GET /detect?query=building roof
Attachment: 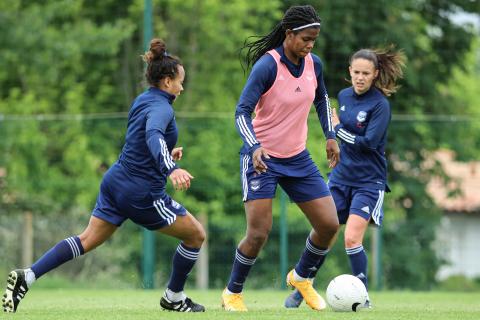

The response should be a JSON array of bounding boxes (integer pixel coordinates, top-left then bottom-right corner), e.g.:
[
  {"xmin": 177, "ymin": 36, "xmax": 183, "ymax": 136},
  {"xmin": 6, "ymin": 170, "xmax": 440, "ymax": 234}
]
[{"xmin": 427, "ymin": 150, "xmax": 480, "ymax": 213}]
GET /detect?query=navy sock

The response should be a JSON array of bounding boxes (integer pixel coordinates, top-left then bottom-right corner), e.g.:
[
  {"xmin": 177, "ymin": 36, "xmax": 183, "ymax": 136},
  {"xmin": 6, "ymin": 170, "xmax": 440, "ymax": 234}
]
[
  {"xmin": 309, "ymin": 247, "xmax": 329, "ymax": 279},
  {"xmin": 167, "ymin": 243, "xmax": 200, "ymax": 292},
  {"xmin": 31, "ymin": 236, "xmax": 84, "ymax": 279},
  {"xmin": 346, "ymin": 245, "xmax": 368, "ymax": 289},
  {"xmin": 226, "ymin": 248, "xmax": 256, "ymax": 293},
  {"xmin": 295, "ymin": 237, "xmax": 329, "ymax": 278}
]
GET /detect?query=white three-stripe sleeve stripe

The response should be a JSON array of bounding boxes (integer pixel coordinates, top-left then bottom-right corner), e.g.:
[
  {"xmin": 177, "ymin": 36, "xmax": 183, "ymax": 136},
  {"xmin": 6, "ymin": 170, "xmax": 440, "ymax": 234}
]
[
  {"xmin": 158, "ymin": 139, "xmax": 175, "ymax": 169},
  {"xmin": 337, "ymin": 128, "xmax": 355, "ymax": 144},
  {"xmin": 240, "ymin": 115, "xmax": 258, "ymax": 146},
  {"xmin": 242, "ymin": 155, "xmax": 250, "ymax": 201},
  {"xmin": 65, "ymin": 237, "xmax": 80, "ymax": 257},
  {"xmin": 236, "ymin": 115, "xmax": 258, "ymax": 147},
  {"xmin": 372, "ymin": 190, "xmax": 384, "ymax": 225},
  {"xmin": 177, "ymin": 245, "xmax": 200, "ymax": 260},
  {"xmin": 324, "ymin": 94, "xmax": 333, "ymax": 132}
]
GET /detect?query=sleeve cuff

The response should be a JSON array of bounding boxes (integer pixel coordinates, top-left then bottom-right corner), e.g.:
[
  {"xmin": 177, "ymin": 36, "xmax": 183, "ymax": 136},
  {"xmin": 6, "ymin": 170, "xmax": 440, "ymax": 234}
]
[
  {"xmin": 248, "ymin": 143, "xmax": 261, "ymax": 155},
  {"xmin": 167, "ymin": 163, "xmax": 179, "ymax": 176},
  {"xmin": 334, "ymin": 123, "xmax": 343, "ymax": 134}
]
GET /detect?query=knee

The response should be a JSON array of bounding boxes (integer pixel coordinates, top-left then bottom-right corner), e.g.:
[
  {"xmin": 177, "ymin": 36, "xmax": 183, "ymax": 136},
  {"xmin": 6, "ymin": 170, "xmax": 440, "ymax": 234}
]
[
  {"xmin": 344, "ymin": 234, "xmax": 362, "ymax": 248},
  {"xmin": 246, "ymin": 226, "xmax": 270, "ymax": 248},
  {"xmin": 195, "ymin": 225, "xmax": 206, "ymax": 246},
  {"xmin": 324, "ymin": 219, "xmax": 340, "ymax": 239},
  {"xmin": 78, "ymin": 232, "xmax": 96, "ymax": 253},
  {"xmin": 187, "ymin": 224, "xmax": 206, "ymax": 248}
]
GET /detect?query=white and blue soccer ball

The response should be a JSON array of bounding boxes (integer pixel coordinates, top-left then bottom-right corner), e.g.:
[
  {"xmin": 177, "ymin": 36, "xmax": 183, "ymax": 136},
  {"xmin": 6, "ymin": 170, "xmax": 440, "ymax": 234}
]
[{"xmin": 326, "ymin": 274, "xmax": 368, "ymax": 312}]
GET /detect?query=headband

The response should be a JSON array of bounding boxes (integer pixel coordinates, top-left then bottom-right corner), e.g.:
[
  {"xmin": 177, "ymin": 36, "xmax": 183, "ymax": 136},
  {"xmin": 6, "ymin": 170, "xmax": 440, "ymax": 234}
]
[{"xmin": 292, "ymin": 22, "xmax": 321, "ymax": 31}]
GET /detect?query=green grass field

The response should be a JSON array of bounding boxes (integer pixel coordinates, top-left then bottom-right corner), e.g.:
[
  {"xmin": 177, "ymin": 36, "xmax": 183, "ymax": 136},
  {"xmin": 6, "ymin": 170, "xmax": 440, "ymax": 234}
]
[{"xmin": 3, "ymin": 289, "xmax": 480, "ymax": 320}]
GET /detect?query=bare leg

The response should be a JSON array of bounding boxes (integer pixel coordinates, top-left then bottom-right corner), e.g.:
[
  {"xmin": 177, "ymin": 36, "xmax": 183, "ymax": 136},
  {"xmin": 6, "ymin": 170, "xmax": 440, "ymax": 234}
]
[
  {"xmin": 238, "ymin": 199, "xmax": 273, "ymax": 256},
  {"xmin": 78, "ymin": 216, "xmax": 118, "ymax": 253},
  {"xmin": 222, "ymin": 198, "xmax": 273, "ymax": 311},
  {"xmin": 297, "ymin": 196, "xmax": 339, "ymax": 247},
  {"xmin": 344, "ymin": 214, "xmax": 369, "ymax": 248},
  {"xmin": 158, "ymin": 212, "xmax": 206, "ymax": 247}
]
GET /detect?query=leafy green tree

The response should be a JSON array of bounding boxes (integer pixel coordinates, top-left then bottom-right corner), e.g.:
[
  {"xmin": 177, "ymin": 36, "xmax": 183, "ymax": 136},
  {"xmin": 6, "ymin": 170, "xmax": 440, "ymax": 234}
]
[{"xmin": 0, "ymin": 0, "xmax": 137, "ymax": 281}]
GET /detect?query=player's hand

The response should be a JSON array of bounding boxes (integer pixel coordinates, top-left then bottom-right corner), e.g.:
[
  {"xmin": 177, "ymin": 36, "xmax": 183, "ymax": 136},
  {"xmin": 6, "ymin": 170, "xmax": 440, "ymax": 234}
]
[
  {"xmin": 331, "ymin": 107, "xmax": 340, "ymax": 128},
  {"xmin": 326, "ymin": 138, "xmax": 340, "ymax": 168},
  {"xmin": 252, "ymin": 147, "xmax": 270, "ymax": 174},
  {"xmin": 171, "ymin": 147, "xmax": 183, "ymax": 161},
  {"xmin": 169, "ymin": 168, "xmax": 193, "ymax": 191}
]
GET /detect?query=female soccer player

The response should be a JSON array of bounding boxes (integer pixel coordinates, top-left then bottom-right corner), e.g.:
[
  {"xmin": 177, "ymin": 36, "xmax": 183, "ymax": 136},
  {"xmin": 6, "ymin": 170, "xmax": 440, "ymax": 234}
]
[
  {"xmin": 285, "ymin": 46, "xmax": 406, "ymax": 309},
  {"xmin": 221, "ymin": 5, "xmax": 340, "ymax": 312},
  {"xmin": 3, "ymin": 38, "xmax": 206, "ymax": 313}
]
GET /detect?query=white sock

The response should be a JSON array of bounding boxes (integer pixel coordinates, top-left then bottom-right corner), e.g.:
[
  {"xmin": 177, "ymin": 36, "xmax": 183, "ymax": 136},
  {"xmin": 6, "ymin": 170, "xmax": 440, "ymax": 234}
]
[
  {"xmin": 24, "ymin": 268, "xmax": 36, "ymax": 288},
  {"xmin": 165, "ymin": 288, "xmax": 186, "ymax": 302},
  {"xmin": 293, "ymin": 269, "xmax": 308, "ymax": 282},
  {"xmin": 224, "ymin": 288, "xmax": 238, "ymax": 295}
]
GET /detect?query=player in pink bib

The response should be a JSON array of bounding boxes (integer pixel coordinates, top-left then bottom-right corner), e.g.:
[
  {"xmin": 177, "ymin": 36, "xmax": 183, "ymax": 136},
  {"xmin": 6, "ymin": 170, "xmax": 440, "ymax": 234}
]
[
  {"xmin": 222, "ymin": 5, "xmax": 340, "ymax": 312},
  {"xmin": 253, "ymin": 49, "xmax": 318, "ymax": 158}
]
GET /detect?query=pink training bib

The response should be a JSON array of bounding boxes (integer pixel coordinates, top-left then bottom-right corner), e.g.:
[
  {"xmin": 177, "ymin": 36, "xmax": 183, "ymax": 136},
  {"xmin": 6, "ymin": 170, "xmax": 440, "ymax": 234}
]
[{"xmin": 252, "ymin": 49, "xmax": 317, "ymax": 158}]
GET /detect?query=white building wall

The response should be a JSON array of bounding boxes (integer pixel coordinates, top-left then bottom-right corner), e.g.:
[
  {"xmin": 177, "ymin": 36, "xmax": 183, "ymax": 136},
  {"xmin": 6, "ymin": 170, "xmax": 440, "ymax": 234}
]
[{"xmin": 436, "ymin": 213, "xmax": 480, "ymax": 280}]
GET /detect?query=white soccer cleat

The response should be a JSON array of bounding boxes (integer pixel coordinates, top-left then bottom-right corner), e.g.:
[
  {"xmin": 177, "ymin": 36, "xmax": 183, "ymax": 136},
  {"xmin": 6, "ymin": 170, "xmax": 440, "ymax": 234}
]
[{"xmin": 3, "ymin": 269, "xmax": 29, "ymax": 313}]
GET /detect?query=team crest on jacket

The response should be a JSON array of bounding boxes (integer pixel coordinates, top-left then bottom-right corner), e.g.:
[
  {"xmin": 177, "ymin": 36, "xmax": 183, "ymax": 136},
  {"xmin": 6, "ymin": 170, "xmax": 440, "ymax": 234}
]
[
  {"xmin": 250, "ymin": 179, "xmax": 261, "ymax": 191},
  {"xmin": 356, "ymin": 111, "xmax": 367, "ymax": 122}
]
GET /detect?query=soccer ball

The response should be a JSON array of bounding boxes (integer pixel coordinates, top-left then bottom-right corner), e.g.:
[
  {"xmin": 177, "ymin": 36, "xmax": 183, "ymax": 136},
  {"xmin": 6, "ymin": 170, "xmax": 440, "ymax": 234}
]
[{"xmin": 326, "ymin": 274, "xmax": 368, "ymax": 312}]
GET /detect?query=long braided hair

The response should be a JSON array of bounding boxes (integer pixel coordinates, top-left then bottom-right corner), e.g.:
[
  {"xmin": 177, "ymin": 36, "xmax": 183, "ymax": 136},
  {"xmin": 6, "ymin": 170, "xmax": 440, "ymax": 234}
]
[
  {"xmin": 241, "ymin": 5, "xmax": 321, "ymax": 71},
  {"xmin": 350, "ymin": 46, "xmax": 407, "ymax": 96}
]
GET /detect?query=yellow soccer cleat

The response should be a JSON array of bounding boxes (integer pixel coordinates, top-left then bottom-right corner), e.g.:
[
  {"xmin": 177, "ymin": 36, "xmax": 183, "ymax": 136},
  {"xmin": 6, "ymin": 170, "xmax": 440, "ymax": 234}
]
[
  {"xmin": 286, "ymin": 269, "xmax": 326, "ymax": 311},
  {"xmin": 221, "ymin": 288, "xmax": 248, "ymax": 312}
]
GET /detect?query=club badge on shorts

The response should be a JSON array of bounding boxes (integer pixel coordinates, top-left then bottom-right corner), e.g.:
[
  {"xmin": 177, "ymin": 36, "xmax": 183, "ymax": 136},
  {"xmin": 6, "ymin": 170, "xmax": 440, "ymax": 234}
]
[{"xmin": 250, "ymin": 179, "xmax": 261, "ymax": 191}]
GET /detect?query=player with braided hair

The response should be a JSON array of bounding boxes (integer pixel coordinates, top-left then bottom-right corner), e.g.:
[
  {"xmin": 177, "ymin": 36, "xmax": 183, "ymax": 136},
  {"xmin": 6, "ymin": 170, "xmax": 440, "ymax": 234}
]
[
  {"xmin": 3, "ymin": 38, "xmax": 206, "ymax": 313},
  {"xmin": 222, "ymin": 5, "xmax": 340, "ymax": 312}
]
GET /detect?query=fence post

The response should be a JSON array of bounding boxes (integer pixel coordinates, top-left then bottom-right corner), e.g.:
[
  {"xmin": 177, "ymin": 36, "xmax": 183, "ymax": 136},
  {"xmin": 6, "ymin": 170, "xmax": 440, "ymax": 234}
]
[
  {"xmin": 196, "ymin": 212, "xmax": 209, "ymax": 289},
  {"xmin": 142, "ymin": 0, "xmax": 155, "ymax": 289},
  {"xmin": 279, "ymin": 190, "xmax": 288, "ymax": 289},
  {"xmin": 371, "ymin": 226, "xmax": 383, "ymax": 290},
  {"xmin": 22, "ymin": 212, "xmax": 33, "ymax": 267}
]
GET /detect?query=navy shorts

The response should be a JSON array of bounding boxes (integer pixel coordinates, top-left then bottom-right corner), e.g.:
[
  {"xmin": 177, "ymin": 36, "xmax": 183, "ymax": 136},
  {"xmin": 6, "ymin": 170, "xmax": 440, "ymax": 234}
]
[
  {"xmin": 240, "ymin": 149, "xmax": 331, "ymax": 203},
  {"xmin": 92, "ymin": 164, "xmax": 186, "ymax": 230},
  {"xmin": 328, "ymin": 181, "xmax": 385, "ymax": 226}
]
